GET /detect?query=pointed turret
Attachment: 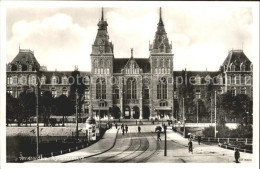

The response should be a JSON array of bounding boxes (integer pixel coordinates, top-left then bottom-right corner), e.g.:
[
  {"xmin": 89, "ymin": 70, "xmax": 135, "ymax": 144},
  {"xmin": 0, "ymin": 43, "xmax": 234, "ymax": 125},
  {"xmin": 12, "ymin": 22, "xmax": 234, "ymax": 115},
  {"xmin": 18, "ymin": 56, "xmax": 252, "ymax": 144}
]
[
  {"xmin": 91, "ymin": 8, "xmax": 113, "ymax": 55},
  {"xmin": 149, "ymin": 7, "xmax": 172, "ymax": 54}
]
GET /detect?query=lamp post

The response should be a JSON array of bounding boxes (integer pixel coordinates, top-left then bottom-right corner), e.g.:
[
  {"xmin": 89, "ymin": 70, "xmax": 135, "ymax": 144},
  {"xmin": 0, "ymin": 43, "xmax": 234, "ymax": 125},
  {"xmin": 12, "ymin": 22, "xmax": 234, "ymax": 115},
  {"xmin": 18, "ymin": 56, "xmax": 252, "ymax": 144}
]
[
  {"xmin": 214, "ymin": 90, "xmax": 217, "ymax": 138},
  {"xmin": 35, "ymin": 82, "xmax": 40, "ymax": 158},
  {"xmin": 75, "ymin": 89, "xmax": 79, "ymax": 140},
  {"xmin": 164, "ymin": 124, "xmax": 167, "ymax": 156},
  {"xmin": 183, "ymin": 97, "xmax": 185, "ymax": 137}
]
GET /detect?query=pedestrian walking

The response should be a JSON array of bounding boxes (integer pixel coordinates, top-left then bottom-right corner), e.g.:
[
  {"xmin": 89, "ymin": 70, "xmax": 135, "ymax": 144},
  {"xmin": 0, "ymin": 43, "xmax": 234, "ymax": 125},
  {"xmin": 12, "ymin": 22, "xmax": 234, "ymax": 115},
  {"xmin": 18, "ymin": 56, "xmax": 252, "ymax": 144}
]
[
  {"xmin": 122, "ymin": 127, "xmax": 125, "ymax": 135},
  {"xmin": 168, "ymin": 121, "xmax": 170, "ymax": 126},
  {"xmin": 188, "ymin": 140, "xmax": 193, "ymax": 153},
  {"xmin": 152, "ymin": 120, "xmax": 154, "ymax": 125},
  {"xmin": 125, "ymin": 125, "xmax": 128, "ymax": 133},
  {"xmin": 157, "ymin": 131, "xmax": 161, "ymax": 141},
  {"xmin": 121, "ymin": 123, "xmax": 124, "ymax": 130},
  {"xmin": 235, "ymin": 148, "xmax": 240, "ymax": 163},
  {"xmin": 115, "ymin": 123, "xmax": 118, "ymax": 129},
  {"xmin": 198, "ymin": 134, "xmax": 201, "ymax": 145},
  {"xmin": 138, "ymin": 126, "xmax": 141, "ymax": 133}
]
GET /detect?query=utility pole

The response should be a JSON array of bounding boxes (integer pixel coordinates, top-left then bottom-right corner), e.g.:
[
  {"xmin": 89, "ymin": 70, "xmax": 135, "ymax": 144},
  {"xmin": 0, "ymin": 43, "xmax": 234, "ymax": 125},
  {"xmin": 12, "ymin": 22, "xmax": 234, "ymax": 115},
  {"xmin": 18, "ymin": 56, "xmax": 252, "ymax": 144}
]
[
  {"xmin": 197, "ymin": 100, "xmax": 199, "ymax": 123},
  {"xmin": 76, "ymin": 89, "xmax": 79, "ymax": 140},
  {"xmin": 183, "ymin": 97, "xmax": 185, "ymax": 137},
  {"xmin": 214, "ymin": 90, "xmax": 217, "ymax": 138},
  {"xmin": 164, "ymin": 124, "xmax": 167, "ymax": 156},
  {"xmin": 35, "ymin": 83, "xmax": 40, "ymax": 158}
]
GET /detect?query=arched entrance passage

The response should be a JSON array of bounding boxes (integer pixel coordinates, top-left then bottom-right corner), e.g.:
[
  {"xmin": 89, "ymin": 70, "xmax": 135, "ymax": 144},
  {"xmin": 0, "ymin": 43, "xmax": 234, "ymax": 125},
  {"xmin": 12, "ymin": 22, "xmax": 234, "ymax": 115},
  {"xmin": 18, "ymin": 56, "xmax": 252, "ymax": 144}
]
[
  {"xmin": 124, "ymin": 106, "xmax": 130, "ymax": 119},
  {"xmin": 112, "ymin": 106, "xmax": 120, "ymax": 119},
  {"xmin": 133, "ymin": 106, "xmax": 140, "ymax": 119},
  {"xmin": 143, "ymin": 106, "xmax": 150, "ymax": 119}
]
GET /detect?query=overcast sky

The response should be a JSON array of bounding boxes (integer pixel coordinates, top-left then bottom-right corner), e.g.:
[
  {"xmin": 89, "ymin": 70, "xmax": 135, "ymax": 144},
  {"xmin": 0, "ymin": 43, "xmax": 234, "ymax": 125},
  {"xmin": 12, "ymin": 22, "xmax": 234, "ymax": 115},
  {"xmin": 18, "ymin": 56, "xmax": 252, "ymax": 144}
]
[{"xmin": 6, "ymin": 4, "xmax": 255, "ymax": 71}]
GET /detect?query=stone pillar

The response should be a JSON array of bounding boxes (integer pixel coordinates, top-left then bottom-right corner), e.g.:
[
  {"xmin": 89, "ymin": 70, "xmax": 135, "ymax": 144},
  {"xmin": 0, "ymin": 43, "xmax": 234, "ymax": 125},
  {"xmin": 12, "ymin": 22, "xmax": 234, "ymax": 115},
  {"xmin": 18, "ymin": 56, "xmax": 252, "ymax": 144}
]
[{"xmin": 131, "ymin": 107, "xmax": 134, "ymax": 119}]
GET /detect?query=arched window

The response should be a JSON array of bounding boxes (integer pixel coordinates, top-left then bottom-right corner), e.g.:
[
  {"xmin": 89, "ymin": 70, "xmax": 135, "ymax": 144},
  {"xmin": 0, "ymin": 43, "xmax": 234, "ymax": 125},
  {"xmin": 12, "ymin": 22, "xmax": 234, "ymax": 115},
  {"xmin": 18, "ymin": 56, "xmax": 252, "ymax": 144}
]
[
  {"xmin": 126, "ymin": 77, "xmax": 137, "ymax": 99},
  {"xmin": 113, "ymin": 85, "xmax": 119, "ymax": 99},
  {"xmin": 143, "ymin": 85, "xmax": 149, "ymax": 99},
  {"xmin": 94, "ymin": 59, "xmax": 98, "ymax": 67},
  {"xmin": 231, "ymin": 76, "xmax": 235, "ymax": 85},
  {"xmin": 231, "ymin": 87, "xmax": 236, "ymax": 97},
  {"xmin": 62, "ymin": 87, "xmax": 68, "ymax": 97},
  {"xmin": 51, "ymin": 87, "xmax": 57, "ymax": 98},
  {"xmin": 241, "ymin": 87, "xmax": 246, "ymax": 95},
  {"xmin": 231, "ymin": 64, "xmax": 236, "ymax": 71},
  {"xmin": 245, "ymin": 75, "xmax": 251, "ymax": 85},
  {"xmin": 195, "ymin": 89, "xmax": 201, "ymax": 99},
  {"xmin": 96, "ymin": 78, "xmax": 106, "ymax": 99},
  {"xmin": 157, "ymin": 77, "xmax": 167, "ymax": 99},
  {"xmin": 218, "ymin": 87, "xmax": 223, "ymax": 94},
  {"xmin": 13, "ymin": 76, "xmax": 17, "ymax": 85}
]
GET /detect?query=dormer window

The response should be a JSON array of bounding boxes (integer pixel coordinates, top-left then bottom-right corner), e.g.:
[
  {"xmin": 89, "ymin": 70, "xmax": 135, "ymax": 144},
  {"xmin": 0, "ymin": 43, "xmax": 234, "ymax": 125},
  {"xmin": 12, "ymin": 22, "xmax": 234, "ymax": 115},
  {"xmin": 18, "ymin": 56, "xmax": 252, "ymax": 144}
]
[
  {"xmin": 241, "ymin": 64, "xmax": 246, "ymax": 71},
  {"xmin": 28, "ymin": 65, "xmax": 32, "ymax": 71},
  {"xmin": 52, "ymin": 76, "xmax": 58, "ymax": 85},
  {"xmin": 231, "ymin": 64, "xmax": 236, "ymax": 71},
  {"xmin": 62, "ymin": 76, "xmax": 68, "ymax": 84},
  {"xmin": 41, "ymin": 76, "xmax": 46, "ymax": 85},
  {"xmin": 83, "ymin": 76, "xmax": 90, "ymax": 85},
  {"xmin": 195, "ymin": 75, "xmax": 201, "ymax": 85}
]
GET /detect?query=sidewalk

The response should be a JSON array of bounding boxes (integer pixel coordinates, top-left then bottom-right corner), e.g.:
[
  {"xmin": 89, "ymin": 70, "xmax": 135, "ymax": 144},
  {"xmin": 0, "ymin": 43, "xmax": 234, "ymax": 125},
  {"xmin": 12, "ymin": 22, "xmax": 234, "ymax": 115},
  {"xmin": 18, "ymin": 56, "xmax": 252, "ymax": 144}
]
[
  {"xmin": 166, "ymin": 130, "xmax": 253, "ymax": 163},
  {"xmin": 28, "ymin": 128, "xmax": 118, "ymax": 163}
]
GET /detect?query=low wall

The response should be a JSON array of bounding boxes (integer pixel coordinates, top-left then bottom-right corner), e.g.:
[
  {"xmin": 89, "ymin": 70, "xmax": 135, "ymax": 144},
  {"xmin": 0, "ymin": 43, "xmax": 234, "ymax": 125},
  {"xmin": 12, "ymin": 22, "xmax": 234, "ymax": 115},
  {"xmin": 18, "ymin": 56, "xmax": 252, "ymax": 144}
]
[{"xmin": 6, "ymin": 124, "xmax": 86, "ymax": 137}]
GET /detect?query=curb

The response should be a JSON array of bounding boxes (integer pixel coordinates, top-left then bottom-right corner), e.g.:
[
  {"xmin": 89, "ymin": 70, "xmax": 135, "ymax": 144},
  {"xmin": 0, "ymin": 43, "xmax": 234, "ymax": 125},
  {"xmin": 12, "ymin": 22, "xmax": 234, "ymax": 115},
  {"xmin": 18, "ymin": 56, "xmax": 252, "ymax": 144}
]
[{"xmin": 63, "ymin": 128, "xmax": 119, "ymax": 163}]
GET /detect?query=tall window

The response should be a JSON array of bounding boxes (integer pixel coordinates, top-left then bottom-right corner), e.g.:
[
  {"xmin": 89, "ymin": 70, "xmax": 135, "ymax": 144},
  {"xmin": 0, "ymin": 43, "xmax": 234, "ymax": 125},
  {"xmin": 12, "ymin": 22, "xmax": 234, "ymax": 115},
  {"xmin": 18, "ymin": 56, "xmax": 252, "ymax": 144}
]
[
  {"xmin": 235, "ymin": 75, "xmax": 240, "ymax": 85},
  {"xmin": 227, "ymin": 76, "xmax": 231, "ymax": 85},
  {"xmin": 84, "ymin": 88, "xmax": 90, "ymax": 100},
  {"xmin": 29, "ymin": 75, "xmax": 36, "ymax": 85},
  {"xmin": 143, "ymin": 85, "xmax": 149, "ymax": 99},
  {"xmin": 231, "ymin": 87, "xmax": 236, "ymax": 97},
  {"xmin": 13, "ymin": 76, "xmax": 17, "ymax": 85},
  {"xmin": 83, "ymin": 76, "xmax": 90, "ymax": 85},
  {"xmin": 245, "ymin": 76, "xmax": 251, "ymax": 85},
  {"xmin": 241, "ymin": 76, "xmax": 245, "ymax": 85},
  {"xmin": 157, "ymin": 77, "xmax": 167, "ymax": 99},
  {"xmin": 195, "ymin": 90, "xmax": 201, "ymax": 99},
  {"xmin": 231, "ymin": 76, "xmax": 235, "ymax": 85},
  {"xmin": 7, "ymin": 77, "xmax": 12, "ymax": 85},
  {"xmin": 96, "ymin": 78, "xmax": 106, "ymax": 99},
  {"xmin": 62, "ymin": 87, "xmax": 68, "ymax": 97},
  {"xmin": 51, "ymin": 88, "xmax": 57, "ymax": 98},
  {"xmin": 127, "ymin": 78, "xmax": 137, "ymax": 99},
  {"xmin": 113, "ymin": 85, "xmax": 119, "ymax": 99},
  {"xmin": 241, "ymin": 87, "xmax": 246, "ymax": 95}
]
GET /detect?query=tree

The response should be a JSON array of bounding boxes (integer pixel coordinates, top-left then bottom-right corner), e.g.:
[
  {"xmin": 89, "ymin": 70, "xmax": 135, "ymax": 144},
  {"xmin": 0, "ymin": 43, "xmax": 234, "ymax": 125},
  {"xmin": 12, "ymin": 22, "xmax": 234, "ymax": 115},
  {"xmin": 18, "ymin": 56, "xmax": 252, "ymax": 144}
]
[
  {"xmin": 39, "ymin": 91, "xmax": 54, "ymax": 126},
  {"xmin": 55, "ymin": 94, "xmax": 74, "ymax": 126},
  {"xmin": 6, "ymin": 93, "xmax": 21, "ymax": 126},
  {"xmin": 18, "ymin": 91, "xmax": 36, "ymax": 126},
  {"xmin": 69, "ymin": 69, "xmax": 86, "ymax": 116}
]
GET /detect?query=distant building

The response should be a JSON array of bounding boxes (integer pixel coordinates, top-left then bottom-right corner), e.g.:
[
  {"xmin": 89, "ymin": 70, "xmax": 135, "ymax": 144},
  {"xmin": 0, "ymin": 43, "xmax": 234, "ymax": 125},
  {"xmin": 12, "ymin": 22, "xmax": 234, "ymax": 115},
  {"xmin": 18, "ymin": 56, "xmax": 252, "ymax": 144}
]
[{"xmin": 6, "ymin": 8, "xmax": 253, "ymax": 122}]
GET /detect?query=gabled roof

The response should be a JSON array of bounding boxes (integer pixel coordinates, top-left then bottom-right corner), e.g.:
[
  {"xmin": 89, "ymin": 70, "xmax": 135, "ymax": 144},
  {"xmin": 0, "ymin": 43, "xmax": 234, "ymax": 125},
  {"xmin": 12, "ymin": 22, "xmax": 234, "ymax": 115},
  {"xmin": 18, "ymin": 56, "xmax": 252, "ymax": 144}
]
[{"xmin": 113, "ymin": 58, "xmax": 150, "ymax": 73}]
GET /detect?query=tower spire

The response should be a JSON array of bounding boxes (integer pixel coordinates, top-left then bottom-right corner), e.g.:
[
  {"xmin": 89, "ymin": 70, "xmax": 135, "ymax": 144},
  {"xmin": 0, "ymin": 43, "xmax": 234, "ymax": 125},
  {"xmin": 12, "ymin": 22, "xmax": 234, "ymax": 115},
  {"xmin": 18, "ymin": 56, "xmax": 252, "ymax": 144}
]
[
  {"xmin": 131, "ymin": 48, "xmax": 133, "ymax": 58},
  {"xmin": 158, "ymin": 7, "xmax": 164, "ymax": 26},
  {"xmin": 101, "ymin": 7, "xmax": 104, "ymax": 21}
]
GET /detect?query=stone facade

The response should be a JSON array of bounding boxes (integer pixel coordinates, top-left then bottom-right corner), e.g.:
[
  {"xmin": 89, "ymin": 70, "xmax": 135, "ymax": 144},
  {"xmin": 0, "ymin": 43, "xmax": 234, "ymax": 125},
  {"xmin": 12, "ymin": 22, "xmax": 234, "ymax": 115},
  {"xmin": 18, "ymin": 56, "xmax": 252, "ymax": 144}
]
[{"xmin": 6, "ymin": 8, "xmax": 253, "ymax": 121}]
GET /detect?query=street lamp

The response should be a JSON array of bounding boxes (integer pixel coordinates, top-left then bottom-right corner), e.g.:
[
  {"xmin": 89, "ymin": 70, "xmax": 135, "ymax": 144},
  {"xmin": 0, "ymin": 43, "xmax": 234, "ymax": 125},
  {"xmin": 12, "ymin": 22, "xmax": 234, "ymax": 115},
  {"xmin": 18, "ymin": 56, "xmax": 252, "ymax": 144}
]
[
  {"xmin": 35, "ymin": 80, "xmax": 40, "ymax": 158},
  {"xmin": 214, "ymin": 90, "xmax": 217, "ymax": 138},
  {"xmin": 75, "ymin": 89, "xmax": 79, "ymax": 140},
  {"xmin": 164, "ymin": 124, "xmax": 167, "ymax": 156},
  {"xmin": 183, "ymin": 97, "xmax": 186, "ymax": 138}
]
